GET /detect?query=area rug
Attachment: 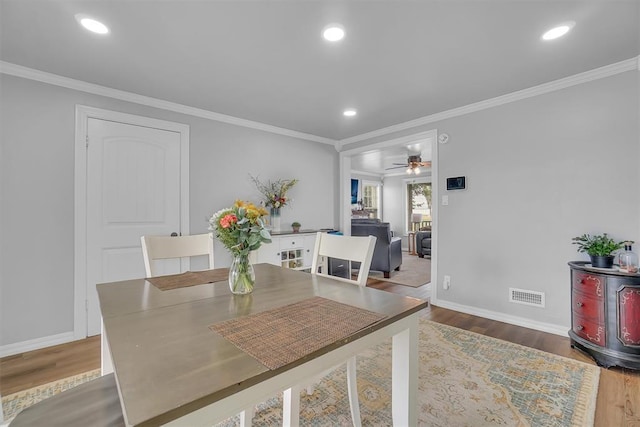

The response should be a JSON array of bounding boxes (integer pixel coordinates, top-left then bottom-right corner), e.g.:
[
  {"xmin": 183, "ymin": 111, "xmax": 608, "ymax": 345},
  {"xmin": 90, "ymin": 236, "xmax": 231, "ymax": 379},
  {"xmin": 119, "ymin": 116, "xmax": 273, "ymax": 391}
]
[
  {"xmin": 2, "ymin": 319, "xmax": 599, "ymax": 426},
  {"xmin": 368, "ymin": 251, "xmax": 431, "ymax": 287}
]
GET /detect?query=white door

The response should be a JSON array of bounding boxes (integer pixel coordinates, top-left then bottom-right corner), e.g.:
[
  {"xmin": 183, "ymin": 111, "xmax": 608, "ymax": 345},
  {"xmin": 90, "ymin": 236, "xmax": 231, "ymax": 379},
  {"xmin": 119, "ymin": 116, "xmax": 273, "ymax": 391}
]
[{"xmin": 86, "ymin": 118, "xmax": 182, "ymax": 336}]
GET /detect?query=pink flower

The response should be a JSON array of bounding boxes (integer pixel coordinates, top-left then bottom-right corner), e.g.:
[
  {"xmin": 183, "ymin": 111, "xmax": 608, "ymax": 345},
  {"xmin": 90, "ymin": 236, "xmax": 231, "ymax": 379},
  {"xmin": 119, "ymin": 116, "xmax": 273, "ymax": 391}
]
[{"xmin": 220, "ymin": 214, "xmax": 237, "ymax": 229}]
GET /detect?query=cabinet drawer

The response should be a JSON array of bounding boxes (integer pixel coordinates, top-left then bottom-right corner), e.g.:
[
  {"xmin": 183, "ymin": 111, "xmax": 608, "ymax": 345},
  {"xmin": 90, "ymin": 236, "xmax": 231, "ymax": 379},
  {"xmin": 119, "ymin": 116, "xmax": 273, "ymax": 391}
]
[
  {"xmin": 572, "ymin": 313, "xmax": 606, "ymax": 346},
  {"xmin": 573, "ymin": 272, "xmax": 604, "ymax": 299},
  {"xmin": 280, "ymin": 238, "xmax": 303, "ymax": 250},
  {"xmin": 572, "ymin": 289, "xmax": 605, "ymax": 321}
]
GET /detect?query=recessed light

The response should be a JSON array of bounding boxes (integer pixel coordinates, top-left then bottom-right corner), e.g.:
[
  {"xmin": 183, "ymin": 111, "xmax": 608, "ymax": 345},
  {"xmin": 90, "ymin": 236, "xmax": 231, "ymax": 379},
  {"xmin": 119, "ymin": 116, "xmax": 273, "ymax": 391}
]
[
  {"xmin": 541, "ymin": 21, "xmax": 575, "ymax": 41},
  {"xmin": 323, "ymin": 24, "xmax": 345, "ymax": 42},
  {"xmin": 75, "ymin": 14, "xmax": 109, "ymax": 34},
  {"xmin": 343, "ymin": 109, "xmax": 357, "ymax": 117}
]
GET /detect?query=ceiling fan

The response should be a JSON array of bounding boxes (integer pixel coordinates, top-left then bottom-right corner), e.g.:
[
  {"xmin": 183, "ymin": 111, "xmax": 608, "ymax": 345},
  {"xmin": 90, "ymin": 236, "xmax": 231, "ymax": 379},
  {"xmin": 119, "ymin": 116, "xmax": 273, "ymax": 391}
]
[{"xmin": 386, "ymin": 155, "xmax": 432, "ymax": 175}]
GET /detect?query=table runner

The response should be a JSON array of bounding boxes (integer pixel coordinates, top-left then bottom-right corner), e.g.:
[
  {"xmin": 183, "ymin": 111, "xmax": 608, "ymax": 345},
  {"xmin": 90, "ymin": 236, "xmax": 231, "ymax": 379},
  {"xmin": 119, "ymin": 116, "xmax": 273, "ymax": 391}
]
[
  {"xmin": 147, "ymin": 268, "xmax": 229, "ymax": 291},
  {"xmin": 209, "ymin": 296, "xmax": 387, "ymax": 370}
]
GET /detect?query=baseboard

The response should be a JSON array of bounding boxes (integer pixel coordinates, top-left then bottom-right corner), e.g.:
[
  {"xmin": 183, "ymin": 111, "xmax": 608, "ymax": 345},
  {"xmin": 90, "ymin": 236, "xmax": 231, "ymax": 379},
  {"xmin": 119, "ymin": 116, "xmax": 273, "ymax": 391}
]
[
  {"xmin": 430, "ymin": 297, "xmax": 570, "ymax": 337},
  {"xmin": 0, "ymin": 331, "xmax": 76, "ymax": 358}
]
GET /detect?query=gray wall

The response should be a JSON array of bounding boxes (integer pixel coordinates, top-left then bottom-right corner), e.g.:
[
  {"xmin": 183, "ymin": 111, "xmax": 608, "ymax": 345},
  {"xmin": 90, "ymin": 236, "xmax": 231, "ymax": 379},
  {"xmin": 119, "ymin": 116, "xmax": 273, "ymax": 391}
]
[
  {"xmin": 2, "ymin": 68, "xmax": 637, "ymax": 348},
  {"xmin": 352, "ymin": 70, "xmax": 640, "ymax": 329},
  {"xmin": 0, "ymin": 74, "xmax": 337, "ymax": 347},
  {"xmin": 381, "ymin": 175, "xmax": 404, "ymax": 238}
]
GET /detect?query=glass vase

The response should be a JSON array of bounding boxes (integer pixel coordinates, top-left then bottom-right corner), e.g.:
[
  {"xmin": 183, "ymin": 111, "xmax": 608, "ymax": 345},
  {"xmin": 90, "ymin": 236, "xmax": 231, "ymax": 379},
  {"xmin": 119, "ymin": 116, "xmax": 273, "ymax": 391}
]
[
  {"xmin": 618, "ymin": 242, "xmax": 639, "ymax": 273},
  {"xmin": 228, "ymin": 254, "xmax": 255, "ymax": 295},
  {"xmin": 270, "ymin": 207, "xmax": 281, "ymax": 232}
]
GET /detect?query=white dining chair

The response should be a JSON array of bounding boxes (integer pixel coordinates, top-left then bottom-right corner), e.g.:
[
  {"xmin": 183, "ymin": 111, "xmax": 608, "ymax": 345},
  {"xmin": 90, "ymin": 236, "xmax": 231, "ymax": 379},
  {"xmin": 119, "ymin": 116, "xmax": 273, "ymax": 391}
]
[
  {"xmin": 140, "ymin": 233, "xmax": 258, "ymax": 426},
  {"xmin": 140, "ymin": 233, "xmax": 214, "ymax": 277},
  {"xmin": 283, "ymin": 232, "xmax": 376, "ymax": 427}
]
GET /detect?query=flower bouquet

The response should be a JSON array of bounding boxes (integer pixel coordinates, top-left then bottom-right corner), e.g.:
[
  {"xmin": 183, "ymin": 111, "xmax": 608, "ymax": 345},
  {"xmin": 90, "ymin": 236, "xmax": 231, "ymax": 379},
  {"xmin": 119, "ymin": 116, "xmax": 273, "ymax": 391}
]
[
  {"xmin": 209, "ymin": 200, "xmax": 271, "ymax": 294},
  {"xmin": 251, "ymin": 175, "xmax": 298, "ymax": 209},
  {"xmin": 251, "ymin": 175, "xmax": 298, "ymax": 231}
]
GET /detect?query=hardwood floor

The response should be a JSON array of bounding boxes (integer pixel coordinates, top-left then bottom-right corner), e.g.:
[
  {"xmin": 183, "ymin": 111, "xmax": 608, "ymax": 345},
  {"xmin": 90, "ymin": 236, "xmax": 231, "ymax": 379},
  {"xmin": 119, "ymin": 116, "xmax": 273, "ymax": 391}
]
[
  {"xmin": 2, "ymin": 279, "xmax": 638, "ymax": 426},
  {"xmin": 0, "ymin": 335, "xmax": 100, "ymax": 396}
]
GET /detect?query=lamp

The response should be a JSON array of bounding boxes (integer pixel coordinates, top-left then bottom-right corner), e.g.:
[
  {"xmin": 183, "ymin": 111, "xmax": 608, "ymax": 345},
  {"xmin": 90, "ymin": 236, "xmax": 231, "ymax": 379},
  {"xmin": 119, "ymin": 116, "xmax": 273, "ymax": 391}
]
[{"xmin": 411, "ymin": 213, "xmax": 422, "ymax": 231}]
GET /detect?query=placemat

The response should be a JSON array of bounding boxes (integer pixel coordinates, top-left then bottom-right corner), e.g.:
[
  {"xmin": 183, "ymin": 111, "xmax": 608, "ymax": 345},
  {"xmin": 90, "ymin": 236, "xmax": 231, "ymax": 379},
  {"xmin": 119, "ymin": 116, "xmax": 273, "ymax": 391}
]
[
  {"xmin": 147, "ymin": 268, "xmax": 229, "ymax": 291},
  {"xmin": 209, "ymin": 296, "xmax": 387, "ymax": 370}
]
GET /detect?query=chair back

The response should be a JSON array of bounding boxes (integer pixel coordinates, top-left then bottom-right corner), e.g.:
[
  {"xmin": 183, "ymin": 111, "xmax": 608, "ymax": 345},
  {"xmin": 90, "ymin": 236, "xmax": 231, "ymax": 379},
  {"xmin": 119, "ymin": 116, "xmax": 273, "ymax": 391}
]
[
  {"xmin": 310, "ymin": 232, "xmax": 376, "ymax": 286},
  {"xmin": 140, "ymin": 233, "xmax": 214, "ymax": 277}
]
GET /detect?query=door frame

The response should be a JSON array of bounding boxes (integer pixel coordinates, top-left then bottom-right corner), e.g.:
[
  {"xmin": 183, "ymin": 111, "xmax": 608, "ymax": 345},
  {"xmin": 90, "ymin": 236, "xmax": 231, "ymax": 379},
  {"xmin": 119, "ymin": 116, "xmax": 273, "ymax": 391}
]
[
  {"xmin": 73, "ymin": 105, "xmax": 190, "ymax": 339},
  {"xmin": 338, "ymin": 129, "xmax": 438, "ymax": 297}
]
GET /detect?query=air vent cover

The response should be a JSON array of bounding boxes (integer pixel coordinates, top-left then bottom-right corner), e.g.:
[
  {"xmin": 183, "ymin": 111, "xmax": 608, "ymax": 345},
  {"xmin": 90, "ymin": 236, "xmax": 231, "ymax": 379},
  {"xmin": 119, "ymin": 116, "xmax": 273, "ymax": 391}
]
[{"xmin": 509, "ymin": 288, "xmax": 545, "ymax": 308}]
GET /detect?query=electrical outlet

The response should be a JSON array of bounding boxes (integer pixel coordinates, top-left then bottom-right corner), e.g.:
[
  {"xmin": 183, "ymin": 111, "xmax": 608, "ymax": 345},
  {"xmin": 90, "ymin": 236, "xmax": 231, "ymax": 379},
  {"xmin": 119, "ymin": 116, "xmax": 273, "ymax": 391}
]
[{"xmin": 443, "ymin": 275, "xmax": 451, "ymax": 290}]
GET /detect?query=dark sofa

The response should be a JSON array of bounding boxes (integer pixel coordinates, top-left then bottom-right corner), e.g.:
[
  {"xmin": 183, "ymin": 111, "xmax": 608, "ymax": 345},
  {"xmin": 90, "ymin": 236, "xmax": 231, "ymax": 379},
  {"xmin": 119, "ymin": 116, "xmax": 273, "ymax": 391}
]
[
  {"xmin": 416, "ymin": 230, "xmax": 432, "ymax": 258},
  {"xmin": 351, "ymin": 219, "xmax": 402, "ymax": 278}
]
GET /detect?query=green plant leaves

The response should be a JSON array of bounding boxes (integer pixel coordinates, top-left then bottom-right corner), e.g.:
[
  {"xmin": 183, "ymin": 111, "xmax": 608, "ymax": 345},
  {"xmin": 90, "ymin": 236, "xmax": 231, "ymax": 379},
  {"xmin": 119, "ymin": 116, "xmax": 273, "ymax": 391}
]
[{"xmin": 572, "ymin": 233, "xmax": 625, "ymax": 256}]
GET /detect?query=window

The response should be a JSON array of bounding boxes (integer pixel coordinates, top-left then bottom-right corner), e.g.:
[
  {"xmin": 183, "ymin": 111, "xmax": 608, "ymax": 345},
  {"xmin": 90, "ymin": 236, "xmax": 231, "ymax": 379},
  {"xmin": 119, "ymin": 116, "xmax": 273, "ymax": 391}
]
[
  {"xmin": 406, "ymin": 181, "xmax": 432, "ymax": 232},
  {"xmin": 362, "ymin": 180, "xmax": 381, "ymax": 219}
]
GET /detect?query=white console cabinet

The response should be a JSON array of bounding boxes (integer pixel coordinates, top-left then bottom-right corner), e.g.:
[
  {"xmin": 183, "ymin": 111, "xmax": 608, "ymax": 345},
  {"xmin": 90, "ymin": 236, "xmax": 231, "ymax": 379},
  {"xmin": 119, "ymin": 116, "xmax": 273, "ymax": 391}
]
[{"xmin": 251, "ymin": 231, "xmax": 317, "ymax": 271}]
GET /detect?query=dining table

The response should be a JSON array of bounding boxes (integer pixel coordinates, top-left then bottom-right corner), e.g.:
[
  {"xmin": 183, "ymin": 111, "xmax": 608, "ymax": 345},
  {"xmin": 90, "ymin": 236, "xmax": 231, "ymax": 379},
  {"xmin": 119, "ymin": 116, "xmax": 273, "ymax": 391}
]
[{"xmin": 97, "ymin": 263, "xmax": 427, "ymax": 426}]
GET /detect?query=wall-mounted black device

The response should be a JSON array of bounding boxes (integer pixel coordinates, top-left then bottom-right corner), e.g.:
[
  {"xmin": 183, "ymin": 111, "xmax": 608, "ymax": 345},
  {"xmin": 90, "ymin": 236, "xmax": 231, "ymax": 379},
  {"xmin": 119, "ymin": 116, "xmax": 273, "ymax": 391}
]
[{"xmin": 446, "ymin": 176, "xmax": 466, "ymax": 190}]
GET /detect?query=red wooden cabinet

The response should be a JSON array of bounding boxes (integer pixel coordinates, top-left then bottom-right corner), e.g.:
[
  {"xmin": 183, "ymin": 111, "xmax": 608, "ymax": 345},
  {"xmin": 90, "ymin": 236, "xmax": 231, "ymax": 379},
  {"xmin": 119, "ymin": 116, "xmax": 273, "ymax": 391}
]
[{"xmin": 569, "ymin": 262, "xmax": 640, "ymax": 370}]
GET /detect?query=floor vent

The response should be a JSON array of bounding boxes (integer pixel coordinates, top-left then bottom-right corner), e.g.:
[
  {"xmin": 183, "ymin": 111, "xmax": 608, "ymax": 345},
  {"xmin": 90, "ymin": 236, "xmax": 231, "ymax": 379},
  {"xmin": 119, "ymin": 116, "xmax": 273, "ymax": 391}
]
[{"xmin": 509, "ymin": 288, "xmax": 545, "ymax": 308}]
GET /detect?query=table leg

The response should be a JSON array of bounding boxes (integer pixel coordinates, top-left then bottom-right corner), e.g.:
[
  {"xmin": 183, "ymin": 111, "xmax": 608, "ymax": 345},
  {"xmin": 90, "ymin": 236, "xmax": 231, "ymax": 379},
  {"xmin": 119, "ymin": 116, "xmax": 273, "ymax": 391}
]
[
  {"xmin": 239, "ymin": 407, "xmax": 254, "ymax": 427},
  {"xmin": 346, "ymin": 356, "xmax": 362, "ymax": 427},
  {"xmin": 283, "ymin": 385, "xmax": 301, "ymax": 427},
  {"xmin": 101, "ymin": 318, "xmax": 113, "ymax": 375},
  {"xmin": 392, "ymin": 314, "xmax": 418, "ymax": 426},
  {"xmin": 408, "ymin": 232, "xmax": 417, "ymax": 256}
]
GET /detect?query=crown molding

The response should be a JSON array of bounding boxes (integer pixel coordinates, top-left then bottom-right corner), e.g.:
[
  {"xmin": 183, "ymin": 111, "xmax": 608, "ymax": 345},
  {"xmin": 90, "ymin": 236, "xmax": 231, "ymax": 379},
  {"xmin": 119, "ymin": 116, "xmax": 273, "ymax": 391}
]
[
  {"xmin": 2, "ymin": 56, "xmax": 637, "ymax": 147},
  {"xmin": 350, "ymin": 169, "xmax": 383, "ymax": 178},
  {"xmin": 340, "ymin": 56, "xmax": 640, "ymax": 146},
  {"xmin": 0, "ymin": 61, "xmax": 337, "ymax": 146},
  {"xmin": 340, "ymin": 130, "xmax": 436, "ymax": 155}
]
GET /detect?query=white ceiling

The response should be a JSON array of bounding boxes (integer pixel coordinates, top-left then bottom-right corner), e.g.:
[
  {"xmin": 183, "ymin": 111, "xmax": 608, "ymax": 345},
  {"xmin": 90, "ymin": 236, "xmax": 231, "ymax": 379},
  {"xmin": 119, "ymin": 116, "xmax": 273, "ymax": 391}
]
[{"xmin": 1, "ymin": 1, "xmax": 638, "ymax": 173}]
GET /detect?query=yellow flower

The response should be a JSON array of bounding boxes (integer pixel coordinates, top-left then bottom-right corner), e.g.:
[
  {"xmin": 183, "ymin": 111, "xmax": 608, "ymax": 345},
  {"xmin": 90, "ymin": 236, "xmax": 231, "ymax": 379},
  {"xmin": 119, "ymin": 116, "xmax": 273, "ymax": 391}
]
[{"xmin": 246, "ymin": 207, "xmax": 260, "ymax": 220}]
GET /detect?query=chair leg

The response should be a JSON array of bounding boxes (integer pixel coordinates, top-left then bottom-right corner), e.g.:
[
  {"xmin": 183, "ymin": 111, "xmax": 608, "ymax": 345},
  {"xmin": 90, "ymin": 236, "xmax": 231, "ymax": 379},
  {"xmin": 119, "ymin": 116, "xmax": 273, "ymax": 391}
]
[
  {"xmin": 306, "ymin": 384, "xmax": 316, "ymax": 395},
  {"xmin": 384, "ymin": 271, "xmax": 390, "ymax": 278},
  {"xmin": 239, "ymin": 407, "xmax": 254, "ymax": 427},
  {"xmin": 283, "ymin": 384, "xmax": 301, "ymax": 427},
  {"xmin": 346, "ymin": 356, "xmax": 362, "ymax": 427}
]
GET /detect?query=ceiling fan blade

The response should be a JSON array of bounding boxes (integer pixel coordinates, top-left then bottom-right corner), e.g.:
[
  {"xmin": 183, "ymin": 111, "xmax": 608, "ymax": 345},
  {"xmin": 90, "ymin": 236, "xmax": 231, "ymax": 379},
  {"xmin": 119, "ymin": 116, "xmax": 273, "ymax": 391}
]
[
  {"xmin": 385, "ymin": 165, "xmax": 408, "ymax": 170},
  {"xmin": 391, "ymin": 162, "xmax": 409, "ymax": 166}
]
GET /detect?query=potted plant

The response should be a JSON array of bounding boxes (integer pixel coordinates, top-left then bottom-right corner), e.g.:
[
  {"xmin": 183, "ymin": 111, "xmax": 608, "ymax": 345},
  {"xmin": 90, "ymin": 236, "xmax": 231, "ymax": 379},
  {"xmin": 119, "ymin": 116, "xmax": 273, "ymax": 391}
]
[
  {"xmin": 572, "ymin": 233, "xmax": 625, "ymax": 268},
  {"xmin": 291, "ymin": 221, "xmax": 301, "ymax": 233}
]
